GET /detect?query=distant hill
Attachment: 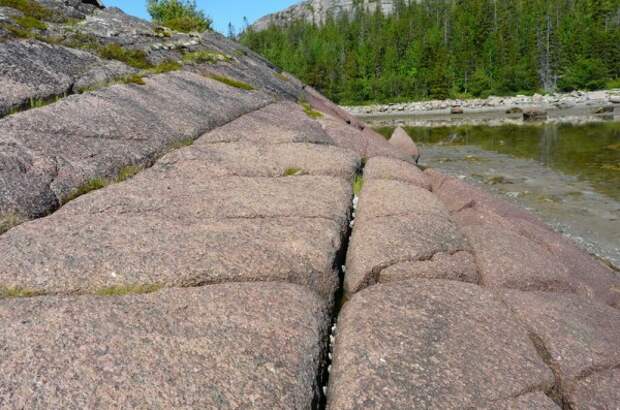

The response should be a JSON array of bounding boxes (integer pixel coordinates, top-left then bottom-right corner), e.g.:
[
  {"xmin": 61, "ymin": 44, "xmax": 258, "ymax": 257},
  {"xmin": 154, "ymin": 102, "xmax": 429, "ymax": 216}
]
[{"xmin": 251, "ymin": 0, "xmax": 397, "ymax": 31}]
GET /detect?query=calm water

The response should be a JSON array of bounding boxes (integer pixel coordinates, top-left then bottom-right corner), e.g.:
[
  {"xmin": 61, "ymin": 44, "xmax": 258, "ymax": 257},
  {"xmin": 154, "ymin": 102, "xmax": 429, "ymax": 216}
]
[
  {"xmin": 375, "ymin": 121, "xmax": 620, "ymax": 268},
  {"xmin": 379, "ymin": 122, "xmax": 620, "ymax": 200}
]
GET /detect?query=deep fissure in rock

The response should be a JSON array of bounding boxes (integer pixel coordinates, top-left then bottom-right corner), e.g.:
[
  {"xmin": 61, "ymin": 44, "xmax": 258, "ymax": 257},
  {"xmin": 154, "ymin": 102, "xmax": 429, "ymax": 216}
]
[{"xmin": 315, "ymin": 164, "xmax": 363, "ymax": 409}]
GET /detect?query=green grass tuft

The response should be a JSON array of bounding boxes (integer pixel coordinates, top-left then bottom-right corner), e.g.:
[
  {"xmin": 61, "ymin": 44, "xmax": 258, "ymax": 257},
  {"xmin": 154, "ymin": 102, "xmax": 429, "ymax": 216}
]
[
  {"xmin": 209, "ymin": 74, "xmax": 254, "ymax": 91},
  {"xmin": 122, "ymin": 74, "xmax": 146, "ymax": 85},
  {"xmin": 168, "ymin": 137, "xmax": 195, "ymax": 150},
  {"xmin": 115, "ymin": 165, "xmax": 143, "ymax": 183},
  {"xmin": 274, "ymin": 72, "xmax": 289, "ymax": 82},
  {"xmin": 283, "ymin": 167, "xmax": 304, "ymax": 176},
  {"xmin": 99, "ymin": 44, "xmax": 153, "ymax": 70},
  {"xmin": 148, "ymin": 59, "xmax": 182, "ymax": 74},
  {"xmin": 352, "ymin": 175, "xmax": 364, "ymax": 195},
  {"xmin": 0, "ymin": 0, "xmax": 52, "ymax": 20},
  {"xmin": 300, "ymin": 101, "xmax": 323, "ymax": 119},
  {"xmin": 95, "ymin": 283, "xmax": 163, "ymax": 297},
  {"xmin": 0, "ymin": 212, "xmax": 25, "ymax": 235},
  {"xmin": 183, "ymin": 50, "xmax": 231, "ymax": 64},
  {"xmin": 0, "ymin": 286, "xmax": 44, "ymax": 299},
  {"xmin": 63, "ymin": 178, "xmax": 108, "ymax": 203},
  {"xmin": 14, "ymin": 15, "xmax": 47, "ymax": 30}
]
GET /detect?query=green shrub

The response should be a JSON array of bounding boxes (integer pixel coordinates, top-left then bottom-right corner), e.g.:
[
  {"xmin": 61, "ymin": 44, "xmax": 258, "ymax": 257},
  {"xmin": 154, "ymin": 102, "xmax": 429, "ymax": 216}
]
[
  {"xmin": 99, "ymin": 44, "xmax": 153, "ymax": 69},
  {"xmin": 147, "ymin": 0, "xmax": 212, "ymax": 33},
  {"xmin": 209, "ymin": 74, "xmax": 254, "ymax": 91}
]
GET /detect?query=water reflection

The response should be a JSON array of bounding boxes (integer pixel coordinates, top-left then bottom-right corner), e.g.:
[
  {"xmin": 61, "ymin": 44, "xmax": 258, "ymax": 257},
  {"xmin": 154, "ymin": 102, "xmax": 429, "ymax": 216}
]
[{"xmin": 395, "ymin": 122, "xmax": 620, "ymax": 201}]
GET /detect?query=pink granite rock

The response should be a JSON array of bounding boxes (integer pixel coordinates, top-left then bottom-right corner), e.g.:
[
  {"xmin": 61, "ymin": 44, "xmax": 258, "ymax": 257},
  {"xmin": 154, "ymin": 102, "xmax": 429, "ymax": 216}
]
[
  {"xmin": 389, "ymin": 126, "xmax": 420, "ymax": 161},
  {"xmin": 328, "ymin": 280, "xmax": 554, "ymax": 409},
  {"xmin": 501, "ymin": 290, "xmax": 620, "ymax": 406},
  {"xmin": 380, "ymin": 251, "xmax": 479, "ymax": 284},
  {"xmin": 363, "ymin": 156, "xmax": 430, "ymax": 190},
  {"xmin": 0, "ymin": 283, "xmax": 329, "ymax": 408}
]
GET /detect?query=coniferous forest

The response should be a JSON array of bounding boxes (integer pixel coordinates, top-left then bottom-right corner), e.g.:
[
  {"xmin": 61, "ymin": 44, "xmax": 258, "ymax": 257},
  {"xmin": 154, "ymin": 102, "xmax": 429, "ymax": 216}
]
[{"xmin": 241, "ymin": 0, "xmax": 620, "ymax": 104}]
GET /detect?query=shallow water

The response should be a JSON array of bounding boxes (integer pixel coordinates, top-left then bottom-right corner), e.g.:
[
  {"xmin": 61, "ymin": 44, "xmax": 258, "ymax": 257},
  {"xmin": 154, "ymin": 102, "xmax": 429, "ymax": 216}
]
[{"xmin": 375, "ymin": 122, "xmax": 620, "ymax": 269}]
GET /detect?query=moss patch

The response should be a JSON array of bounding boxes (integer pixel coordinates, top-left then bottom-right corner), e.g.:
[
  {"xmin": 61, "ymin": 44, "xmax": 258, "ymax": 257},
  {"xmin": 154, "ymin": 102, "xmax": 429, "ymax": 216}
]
[
  {"xmin": 14, "ymin": 15, "xmax": 47, "ymax": 30},
  {"xmin": 183, "ymin": 50, "xmax": 231, "ymax": 64},
  {"xmin": 0, "ymin": 286, "xmax": 44, "ymax": 299},
  {"xmin": 300, "ymin": 101, "xmax": 323, "ymax": 119},
  {"xmin": 115, "ymin": 165, "xmax": 143, "ymax": 183},
  {"xmin": 95, "ymin": 283, "xmax": 163, "ymax": 297},
  {"xmin": 353, "ymin": 175, "xmax": 364, "ymax": 195},
  {"xmin": 63, "ymin": 178, "xmax": 108, "ymax": 203},
  {"xmin": 209, "ymin": 74, "xmax": 254, "ymax": 91},
  {"xmin": 99, "ymin": 44, "xmax": 153, "ymax": 70},
  {"xmin": 0, "ymin": 0, "xmax": 52, "ymax": 20},
  {"xmin": 147, "ymin": 59, "xmax": 182, "ymax": 74},
  {"xmin": 0, "ymin": 212, "xmax": 25, "ymax": 235},
  {"xmin": 283, "ymin": 167, "xmax": 304, "ymax": 176}
]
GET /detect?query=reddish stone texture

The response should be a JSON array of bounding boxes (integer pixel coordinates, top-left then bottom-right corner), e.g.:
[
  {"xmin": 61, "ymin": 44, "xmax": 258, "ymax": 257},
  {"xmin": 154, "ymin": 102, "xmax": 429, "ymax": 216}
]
[
  {"xmin": 363, "ymin": 156, "xmax": 430, "ymax": 190},
  {"xmin": 567, "ymin": 367, "xmax": 620, "ymax": 410},
  {"xmin": 319, "ymin": 115, "xmax": 413, "ymax": 162},
  {"xmin": 380, "ymin": 251, "xmax": 479, "ymax": 284},
  {"xmin": 328, "ymin": 280, "xmax": 554, "ymax": 409},
  {"xmin": 389, "ymin": 126, "xmax": 420, "ymax": 161},
  {"xmin": 501, "ymin": 290, "xmax": 620, "ymax": 407},
  {"xmin": 0, "ymin": 283, "xmax": 329, "ymax": 408},
  {"xmin": 304, "ymin": 85, "xmax": 365, "ymax": 129}
]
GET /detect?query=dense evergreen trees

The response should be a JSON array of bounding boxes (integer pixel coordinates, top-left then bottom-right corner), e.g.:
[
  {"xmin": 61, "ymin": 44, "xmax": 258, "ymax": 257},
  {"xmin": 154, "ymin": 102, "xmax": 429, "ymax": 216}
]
[{"xmin": 241, "ymin": 0, "xmax": 620, "ymax": 104}]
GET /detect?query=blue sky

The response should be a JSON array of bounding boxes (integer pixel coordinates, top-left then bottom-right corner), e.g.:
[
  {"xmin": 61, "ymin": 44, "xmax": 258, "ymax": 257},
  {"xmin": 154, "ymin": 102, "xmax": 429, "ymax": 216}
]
[{"xmin": 104, "ymin": 0, "xmax": 298, "ymax": 34}]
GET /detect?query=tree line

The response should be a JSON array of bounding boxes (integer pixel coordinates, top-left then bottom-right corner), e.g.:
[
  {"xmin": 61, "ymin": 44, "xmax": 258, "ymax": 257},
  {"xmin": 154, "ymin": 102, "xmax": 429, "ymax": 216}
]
[{"xmin": 240, "ymin": 0, "xmax": 620, "ymax": 104}]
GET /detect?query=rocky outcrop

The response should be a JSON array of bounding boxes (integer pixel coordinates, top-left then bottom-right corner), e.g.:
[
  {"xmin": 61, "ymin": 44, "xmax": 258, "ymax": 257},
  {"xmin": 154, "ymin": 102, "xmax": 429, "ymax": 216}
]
[
  {"xmin": 1, "ymin": 1, "xmax": 618, "ymax": 408},
  {"xmin": 251, "ymin": 0, "xmax": 398, "ymax": 31}
]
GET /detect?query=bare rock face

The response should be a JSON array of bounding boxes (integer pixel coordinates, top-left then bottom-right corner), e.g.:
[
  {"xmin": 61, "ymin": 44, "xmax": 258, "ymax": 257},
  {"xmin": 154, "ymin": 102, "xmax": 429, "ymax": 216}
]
[
  {"xmin": 0, "ymin": 283, "xmax": 329, "ymax": 408},
  {"xmin": 327, "ymin": 280, "xmax": 554, "ymax": 409},
  {"xmin": 0, "ymin": 72, "xmax": 272, "ymax": 219},
  {"xmin": 363, "ymin": 156, "xmax": 429, "ymax": 189},
  {"xmin": 0, "ymin": 102, "xmax": 356, "ymax": 304},
  {"xmin": 389, "ymin": 126, "xmax": 420, "ymax": 161},
  {"xmin": 0, "ymin": 39, "xmax": 136, "ymax": 116},
  {"xmin": 252, "ymin": 0, "xmax": 398, "ymax": 31}
]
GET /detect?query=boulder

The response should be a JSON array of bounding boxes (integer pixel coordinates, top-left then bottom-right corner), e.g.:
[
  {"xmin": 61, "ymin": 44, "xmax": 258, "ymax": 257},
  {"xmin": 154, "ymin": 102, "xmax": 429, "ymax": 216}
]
[
  {"xmin": 327, "ymin": 280, "xmax": 554, "ymax": 409},
  {"xmin": 388, "ymin": 126, "xmax": 420, "ymax": 161},
  {"xmin": 523, "ymin": 109, "xmax": 548, "ymax": 121},
  {"xmin": 450, "ymin": 106, "xmax": 464, "ymax": 114},
  {"xmin": 0, "ymin": 283, "xmax": 329, "ymax": 408}
]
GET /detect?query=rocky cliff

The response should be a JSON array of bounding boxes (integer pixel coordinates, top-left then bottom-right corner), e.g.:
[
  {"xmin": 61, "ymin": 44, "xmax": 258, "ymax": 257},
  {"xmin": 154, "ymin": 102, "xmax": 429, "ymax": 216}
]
[
  {"xmin": 251, "ymin": 0, "xmax": 397, "ymax": 31},
  {"xmin": 1, "ymin": 1, "xmax": 619, "ymax": 408}
]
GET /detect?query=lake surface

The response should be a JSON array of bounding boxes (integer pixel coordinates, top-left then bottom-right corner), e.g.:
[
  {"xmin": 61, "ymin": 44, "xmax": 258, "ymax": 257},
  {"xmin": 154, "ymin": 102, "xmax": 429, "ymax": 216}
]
[{"xmin": 375, "ymin": 121, "xmax": 620, "ymax": 269}]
